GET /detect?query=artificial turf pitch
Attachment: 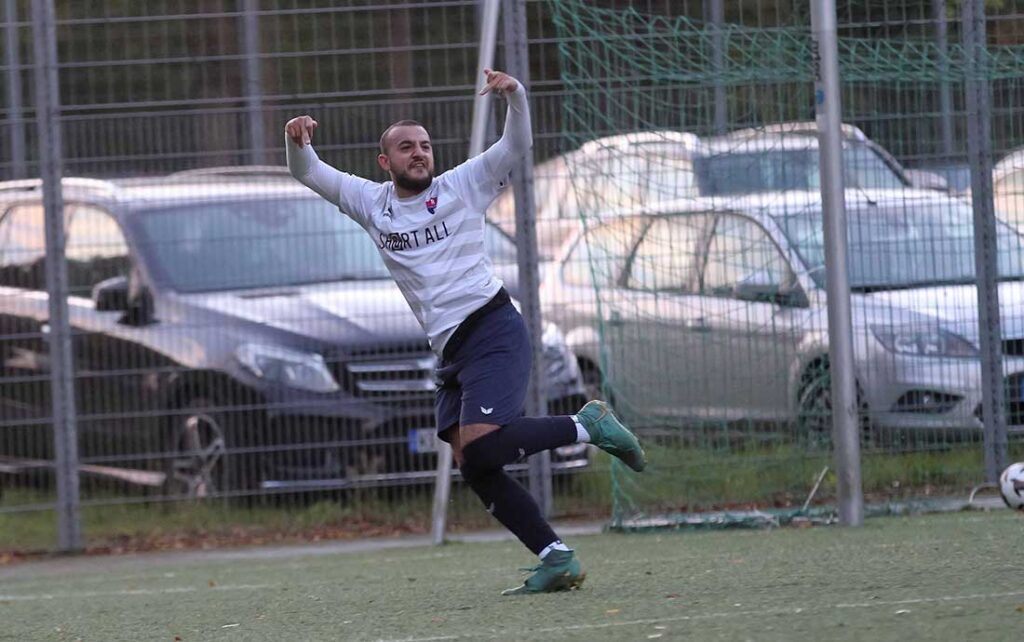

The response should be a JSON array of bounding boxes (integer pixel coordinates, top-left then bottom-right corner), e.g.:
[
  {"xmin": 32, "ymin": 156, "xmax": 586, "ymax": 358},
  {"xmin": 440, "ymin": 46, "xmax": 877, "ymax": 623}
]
[{"xmin": 1, "ymin": 510, "xmax": 1021, "ymax": 641}]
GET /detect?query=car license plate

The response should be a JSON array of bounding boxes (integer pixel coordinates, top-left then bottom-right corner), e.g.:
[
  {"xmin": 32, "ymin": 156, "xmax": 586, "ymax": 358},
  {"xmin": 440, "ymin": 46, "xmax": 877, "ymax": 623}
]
[{"xmin": 408, "ymin": 428, "xmax": 440, "ymax": 454}]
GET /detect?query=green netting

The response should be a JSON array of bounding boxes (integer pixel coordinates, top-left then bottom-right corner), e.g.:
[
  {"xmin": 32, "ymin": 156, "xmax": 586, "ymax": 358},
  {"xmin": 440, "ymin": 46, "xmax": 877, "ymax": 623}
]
[
  {"xmin": 546, "ymin": 1, "xmax": 1024, "ymax": 529},
  {"xmin": 552, "ymin": 4, "xmax": 1024, "ymax": 85}
]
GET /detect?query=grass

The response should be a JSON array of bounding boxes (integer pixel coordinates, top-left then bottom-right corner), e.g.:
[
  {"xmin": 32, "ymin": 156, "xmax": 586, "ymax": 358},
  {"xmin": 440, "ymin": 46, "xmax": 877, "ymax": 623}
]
[
  {"xmin": 1, "ymin": 440, "xmax": 1017, "ymax": 554},
  {"xmin": 1, "ymin": 510, "xmax": 1022, "ymax": 641}
]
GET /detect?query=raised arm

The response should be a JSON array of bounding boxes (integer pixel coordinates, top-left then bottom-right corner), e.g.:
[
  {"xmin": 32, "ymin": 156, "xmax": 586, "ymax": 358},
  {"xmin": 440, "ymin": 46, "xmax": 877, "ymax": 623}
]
[
  {"xmin": 476, "ymin": 69, "xmax": 533, "ymax": 178},
  {"xmin": 284, "ymin": 115, "xmax": 376, "ymax": 220},
  {"xmin": 443, "ymin": 70, "xmax": 533, "ymax": 211},
  {"xmin": 285, "ymin": 116, "xmax": 341, "ymax": 205}
]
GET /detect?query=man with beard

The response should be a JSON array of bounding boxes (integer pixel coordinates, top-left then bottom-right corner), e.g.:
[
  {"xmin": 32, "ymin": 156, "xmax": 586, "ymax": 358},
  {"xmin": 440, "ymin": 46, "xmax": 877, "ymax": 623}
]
[{"xmin": 284, "ymin": 69, "xmax": 645, "ymax": 595}]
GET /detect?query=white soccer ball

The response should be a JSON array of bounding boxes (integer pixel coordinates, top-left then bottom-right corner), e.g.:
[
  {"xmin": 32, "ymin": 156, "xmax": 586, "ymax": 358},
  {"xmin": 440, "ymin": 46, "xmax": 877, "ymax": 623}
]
[{"xmin": 999, "ymin": 462, "xmax": 1024, "ymax": 511}]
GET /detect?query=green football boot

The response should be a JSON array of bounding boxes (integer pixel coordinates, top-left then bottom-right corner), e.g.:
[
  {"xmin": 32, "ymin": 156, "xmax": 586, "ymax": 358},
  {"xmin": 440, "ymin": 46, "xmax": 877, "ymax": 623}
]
[
  {"xmin": 576, "ymin": 400, "xmax": 647, "ymax": 472},
  {"xmin": 501, "ymin": 549, "xmax": 586, "ymax": 596}
]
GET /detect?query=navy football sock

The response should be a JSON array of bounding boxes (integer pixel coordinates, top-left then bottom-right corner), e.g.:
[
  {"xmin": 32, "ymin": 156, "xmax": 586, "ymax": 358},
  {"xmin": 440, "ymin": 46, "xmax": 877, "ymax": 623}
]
[
  {"xmin": 461, "ymin": 416, "xmax": 576, "ymax": 470},
  {"xmin": 460, "ymin": 465, "xmax": 559, "ymax": 555}
]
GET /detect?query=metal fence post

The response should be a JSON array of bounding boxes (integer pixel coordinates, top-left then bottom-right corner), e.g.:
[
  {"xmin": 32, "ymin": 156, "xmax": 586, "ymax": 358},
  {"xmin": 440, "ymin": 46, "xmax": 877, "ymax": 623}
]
[
  {"xmin": 32, "ymin": 0, "xmax": 81, "ymax": 552},
  {"xmin": 932, "ymin": 0, "xmax": 955, "ymax": 159},
  {"xmin": 963, "ymin": 0, "xmax": 1007, "ymax": 482},
  {"xmin": 240, "ymin": 0, "xmax": 265, "ymax": 166},
  {"xmin": 503, "ymin": 0, "xmax": 552, "ymax": 518},
  {"xmin": 430, "ymin": 0, "xmax": 502, "ymax": 546},
  {"xmin": 3, "ymin": 0, "xmax": 26, "ymax": 179},
  {"xmin": 706, "ymin": 0, "xmax": 726, "ymax": 135},
  {"xmin": 811, "ymin": 0, "xmax": 864, "ymax": 527}
]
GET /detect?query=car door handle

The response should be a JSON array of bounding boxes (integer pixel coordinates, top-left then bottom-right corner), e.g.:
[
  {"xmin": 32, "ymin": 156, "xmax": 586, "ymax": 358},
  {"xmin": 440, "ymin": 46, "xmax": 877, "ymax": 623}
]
[{"xmin": 685, "ymin": 318, "xmax": 711, "ymax": 333}]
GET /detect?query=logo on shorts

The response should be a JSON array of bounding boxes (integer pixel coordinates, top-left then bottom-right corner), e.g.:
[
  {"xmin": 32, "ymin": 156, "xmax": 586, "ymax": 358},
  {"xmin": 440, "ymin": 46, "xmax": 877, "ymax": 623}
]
[
  {"xmin": 480, "ymin": 406, "xmax": 494, "ymax": 415},
  {"xmin": 425, "ymin": 197, "xmax": 438, "ymax": 214}
]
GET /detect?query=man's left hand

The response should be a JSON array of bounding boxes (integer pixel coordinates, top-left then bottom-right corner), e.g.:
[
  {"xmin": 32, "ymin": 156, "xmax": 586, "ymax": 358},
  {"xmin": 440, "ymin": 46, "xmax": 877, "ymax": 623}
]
[{"xmin": 480, "ymin": 68, "xmax": 519, "ymax": 97}]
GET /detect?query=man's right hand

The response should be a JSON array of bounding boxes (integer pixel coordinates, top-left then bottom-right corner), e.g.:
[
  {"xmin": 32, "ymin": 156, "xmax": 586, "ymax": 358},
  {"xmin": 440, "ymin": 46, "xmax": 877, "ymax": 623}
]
[{"xmin": 285, "ymin": 115, "xmax": 318, "ymax": 147}]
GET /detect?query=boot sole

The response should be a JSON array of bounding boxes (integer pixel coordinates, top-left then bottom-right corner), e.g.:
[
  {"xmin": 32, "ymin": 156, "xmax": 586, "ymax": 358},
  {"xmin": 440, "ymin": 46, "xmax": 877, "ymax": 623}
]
[
  {"xmin": 586, "ymin": 402, "xmax": 647, "ymax": 472},
  {"xmin": 501, "ymin": 570, "xmax": 587, "ymax": 596},
  {"xmin": 552, "ymin": 570, "xmax": 587, "ymax": 592}
]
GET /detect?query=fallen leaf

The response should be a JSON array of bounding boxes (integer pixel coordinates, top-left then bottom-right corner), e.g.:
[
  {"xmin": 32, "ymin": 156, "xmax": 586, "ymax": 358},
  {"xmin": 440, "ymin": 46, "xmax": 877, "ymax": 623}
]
[
  {"xmin": 431, "ymin": 617, "xmax": 445, "ymax": 624},
  {"xmin": 895, "ymin": 609, "xmax": 910, "ymax": 615},
  {"xmin": 1016, "ymin": 605, "xmax": 1024, "ymax": 613},
  {"xmin": 221, "ymin": 624, "xmax": 240, "ymax": 629},
  {"xmin": 208, "ymin": 580, "xmax": 217, "ymax": 588},
  {"xmin": 606, "ymin": 609, "xmax": 621, "ymax": 615},
  {"xmin": 665, "ymin": 594, "xmax": 680, "ymax": 599}
]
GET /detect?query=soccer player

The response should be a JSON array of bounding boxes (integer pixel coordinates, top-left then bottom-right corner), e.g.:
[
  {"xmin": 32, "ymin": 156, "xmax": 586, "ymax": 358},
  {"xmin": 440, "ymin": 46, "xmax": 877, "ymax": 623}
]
[{"xmin": 284, "ymin": 69, "xmax": 645, "ymax": 595}]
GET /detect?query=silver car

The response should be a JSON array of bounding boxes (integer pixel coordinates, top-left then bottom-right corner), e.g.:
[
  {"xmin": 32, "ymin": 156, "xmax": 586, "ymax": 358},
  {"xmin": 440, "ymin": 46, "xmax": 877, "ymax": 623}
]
[
  {"xmin": 540, "ymin": 189, "xmax": 1024, "ymax": 440},
  {"xmin": 486, "ymin": 122, "xmax": 932, "ymax": 260}
]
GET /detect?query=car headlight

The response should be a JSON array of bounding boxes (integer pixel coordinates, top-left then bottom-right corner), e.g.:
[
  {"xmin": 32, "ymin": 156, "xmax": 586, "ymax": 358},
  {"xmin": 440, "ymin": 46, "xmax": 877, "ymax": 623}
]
[
  {"xmin": 542, "ymin": 320, "xmax": 566, "ymax": 349},
  {"xmin": 870, "ymin": 326, "xmax": 978, "ymax": 358},
  {"xmin": 542, "ymin": 321, "xmax": 581, "ymax": 380},
  {"xmin": 235, "ymin": 343, "xmax": 340, "ymax": 393}
]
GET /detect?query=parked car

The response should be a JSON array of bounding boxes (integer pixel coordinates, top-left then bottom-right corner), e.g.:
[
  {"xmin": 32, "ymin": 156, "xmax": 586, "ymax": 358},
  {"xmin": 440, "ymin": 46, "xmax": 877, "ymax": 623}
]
[
  {"xmin": 488, "ymin": 122, "xmax": 939, "ymax": 259},
  {"xmin": 540, "ymin": 189, "xmax": 1024, "ymax": 441},
  {"xmin": 714, "ymin": 121, "xmax": 953, "ymax": 192},
  {"xmin": 486, "ymin": 131, "xmax": 703, "ymax": 259},
  {"xmin": 0, "ymin": 170, "xmax": 588, "ymax": 497},
  {"xmin": 698, "ymin": 125, "xmax": 912, "ymax": 195}
]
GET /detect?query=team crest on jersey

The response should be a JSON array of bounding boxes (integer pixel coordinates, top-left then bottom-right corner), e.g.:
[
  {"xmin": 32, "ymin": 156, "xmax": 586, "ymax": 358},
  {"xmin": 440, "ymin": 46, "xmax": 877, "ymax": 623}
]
[{"xmin": 425, "ymin": 197, "xmax": 438, "ymax": 214}]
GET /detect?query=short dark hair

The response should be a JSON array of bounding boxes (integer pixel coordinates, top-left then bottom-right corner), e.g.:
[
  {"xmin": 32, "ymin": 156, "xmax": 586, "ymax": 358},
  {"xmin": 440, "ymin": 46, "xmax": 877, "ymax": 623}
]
[{"xmin": 379, "ymin": 119, "xmax": 426, "ymax": 153}]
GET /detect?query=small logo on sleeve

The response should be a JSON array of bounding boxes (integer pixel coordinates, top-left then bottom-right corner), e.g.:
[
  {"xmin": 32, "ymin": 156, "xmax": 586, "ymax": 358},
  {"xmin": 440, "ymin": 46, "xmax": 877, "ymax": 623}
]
[
  {"xmin": 480, "ymin": 406, "xmax": 494, "ymax": 415},
  {"xmin": 425, "ymin": 197, "xmax": 438, "ymax": 214}
]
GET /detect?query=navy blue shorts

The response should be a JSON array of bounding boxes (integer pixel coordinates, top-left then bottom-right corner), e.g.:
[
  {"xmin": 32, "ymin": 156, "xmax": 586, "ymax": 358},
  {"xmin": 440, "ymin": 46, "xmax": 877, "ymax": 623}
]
[{"xmin": 435, "ymin": 299, "xmax": 531, "ymax": 440}]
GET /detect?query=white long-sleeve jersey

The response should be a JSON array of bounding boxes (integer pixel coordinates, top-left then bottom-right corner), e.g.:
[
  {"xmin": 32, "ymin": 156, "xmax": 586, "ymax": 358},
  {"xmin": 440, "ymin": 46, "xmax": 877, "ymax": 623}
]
[{"xmin": 286, "ymin": 85, "xmax": 532, "ymax": 356}]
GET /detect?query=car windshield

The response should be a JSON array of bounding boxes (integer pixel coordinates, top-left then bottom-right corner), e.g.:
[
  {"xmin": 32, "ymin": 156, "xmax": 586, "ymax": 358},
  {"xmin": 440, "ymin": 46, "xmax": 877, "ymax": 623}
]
[
  {"xmin": 135, "ymin": 197, "xmax": 519, "ymax": 293},
  {"xmin": 542, "ymin": 144, "xmax": 697, "ymax": 216},
  {"xmin": 696, "ymin": 143, "xmax": 907, "ymax": 195},
  {"xmin": 600, "ymin": 145, "xmax": 698, "ymax": 204},
  {"xmin": 772, "ymin": 201, "xmax": 1024, "ymax": 290},
  {"xmin": 135, "ymin": 198, "xmax": 390, "ymax": 292}
]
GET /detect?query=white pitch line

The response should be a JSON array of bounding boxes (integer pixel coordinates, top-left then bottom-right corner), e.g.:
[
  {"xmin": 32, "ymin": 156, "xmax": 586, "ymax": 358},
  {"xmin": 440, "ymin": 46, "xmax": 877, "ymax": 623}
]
[
  {"xmin": 0, "ymin": 583, "xmax": 273, "ymax": 602},
  {"xmin": 375, "ymin": 589, "xmax": 1024, "ymax": 642},
  {"xmin": 835, "ymin": 589, "xmax": 1024, "ymax": 608}
]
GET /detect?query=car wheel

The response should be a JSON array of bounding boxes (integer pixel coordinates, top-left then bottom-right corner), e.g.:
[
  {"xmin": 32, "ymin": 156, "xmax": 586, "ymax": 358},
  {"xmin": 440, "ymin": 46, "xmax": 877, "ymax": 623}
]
[
  {"xmin": 795, "ymin": 360, "xmax": 875, "ymax": 449},
  {"xmin": 166, "ymin": 397, "xmax": 229, "ymax": 499}
]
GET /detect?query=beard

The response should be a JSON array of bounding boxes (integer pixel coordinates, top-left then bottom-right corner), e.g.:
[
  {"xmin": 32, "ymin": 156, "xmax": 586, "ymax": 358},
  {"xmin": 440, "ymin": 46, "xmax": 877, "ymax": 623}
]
[
  {"xmin": 393, "ymin": 167, "xmax": 434, "ymax": 193},
  {"xmin": 394, "ymin": 169, "xmax": 433, "ymax": 193}
]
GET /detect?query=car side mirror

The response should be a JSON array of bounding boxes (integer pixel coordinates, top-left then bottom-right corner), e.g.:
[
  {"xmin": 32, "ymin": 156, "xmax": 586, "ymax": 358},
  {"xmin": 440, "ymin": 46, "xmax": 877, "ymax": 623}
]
[
  {"xmin": 734, "ymin": 271, "xmax": 808, "ymax": 307},
  {"xmin": 734, "ymin": 280, "xmax": 782, "ymax": 303},
  {"xmin": 121, "ymin": 282, "xmax": 155, "ymax": 326},
  {"xmin": 92, "ymin": 276, "xmax": 129, "ymax": 311},
  {"xmin": 733, "ymin": 270, "xmax": 777, "ymax": 301}
]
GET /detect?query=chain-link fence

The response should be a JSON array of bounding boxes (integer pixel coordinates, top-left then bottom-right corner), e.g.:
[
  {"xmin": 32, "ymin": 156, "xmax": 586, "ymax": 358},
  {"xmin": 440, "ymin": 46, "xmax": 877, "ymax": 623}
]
[
  {"xmin": 543, "ymin": 0, "xmax": 1024, "ymax": 528},
  {"xmin": 2, "ymin": 0, "xmax": 1024, "ymax": 552}
]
